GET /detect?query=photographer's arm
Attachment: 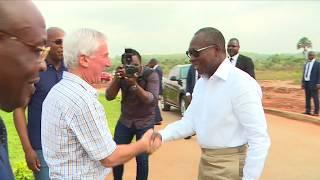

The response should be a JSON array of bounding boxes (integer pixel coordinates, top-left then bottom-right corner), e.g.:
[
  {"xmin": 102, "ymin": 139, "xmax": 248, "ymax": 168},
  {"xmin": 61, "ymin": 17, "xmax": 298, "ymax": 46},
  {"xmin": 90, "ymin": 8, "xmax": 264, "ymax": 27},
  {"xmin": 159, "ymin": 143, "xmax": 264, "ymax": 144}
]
[
  {"xmin": 105, "ymin": 67, "xmax": 124, "ymax": 100},
  {"xmin": 105, "ymin": 78, "xmax": 121, "ymax": 100},
  {"xmin": 131, "ymin": 72, "xmax": 159, "ymax": 104}
]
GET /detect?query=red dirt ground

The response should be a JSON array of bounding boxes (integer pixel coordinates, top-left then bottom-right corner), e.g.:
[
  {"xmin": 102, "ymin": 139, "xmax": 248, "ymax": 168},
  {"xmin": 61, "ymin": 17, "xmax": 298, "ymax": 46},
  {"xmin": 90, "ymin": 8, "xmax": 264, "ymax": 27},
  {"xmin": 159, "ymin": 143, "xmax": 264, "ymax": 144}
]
[{"xmin": 260, "ymin": 80, "xmax": 306, "ymax": 114}]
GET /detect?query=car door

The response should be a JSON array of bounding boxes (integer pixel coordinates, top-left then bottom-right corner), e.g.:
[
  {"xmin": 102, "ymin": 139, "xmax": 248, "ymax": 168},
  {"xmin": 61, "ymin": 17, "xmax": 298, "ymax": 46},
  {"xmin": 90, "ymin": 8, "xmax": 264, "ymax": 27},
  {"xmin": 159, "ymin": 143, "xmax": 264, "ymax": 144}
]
[{"xmin": 165, "ymin": 66, "xmax": 180, "ymax": 106}]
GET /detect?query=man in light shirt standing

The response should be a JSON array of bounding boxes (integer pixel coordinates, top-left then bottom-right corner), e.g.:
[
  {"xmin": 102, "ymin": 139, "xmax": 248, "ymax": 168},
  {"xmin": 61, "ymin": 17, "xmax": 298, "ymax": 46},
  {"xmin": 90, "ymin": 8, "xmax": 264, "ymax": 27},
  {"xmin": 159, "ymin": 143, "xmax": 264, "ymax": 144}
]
[
  {"xmin": 152, "ymin": 27, "xmax": 270, "ymax": 180},
  {"xmin": 301, "ymin": 51, "xmax": 320, "ymax": 116},
  {"xmin": 41, "ymin": 28, "xmax": 154, "ymax": 179}
]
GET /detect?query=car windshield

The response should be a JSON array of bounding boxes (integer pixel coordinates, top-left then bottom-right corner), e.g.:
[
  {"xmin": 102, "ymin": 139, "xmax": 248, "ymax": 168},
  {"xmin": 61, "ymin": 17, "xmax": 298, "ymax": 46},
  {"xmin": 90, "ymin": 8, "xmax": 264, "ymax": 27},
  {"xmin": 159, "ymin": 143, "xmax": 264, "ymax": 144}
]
[{"xmin": 180, "ymin": 65, "xmax": 190, "ymax": 79}]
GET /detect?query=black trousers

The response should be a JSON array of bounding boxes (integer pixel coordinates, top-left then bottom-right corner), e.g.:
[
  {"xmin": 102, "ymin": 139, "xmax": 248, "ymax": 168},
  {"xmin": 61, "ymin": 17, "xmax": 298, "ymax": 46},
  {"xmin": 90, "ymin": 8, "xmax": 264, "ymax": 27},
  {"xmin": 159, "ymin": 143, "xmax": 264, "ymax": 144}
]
[{"xmin": 304, "ymin": 83, "xmax": 319, "ymax": 114}]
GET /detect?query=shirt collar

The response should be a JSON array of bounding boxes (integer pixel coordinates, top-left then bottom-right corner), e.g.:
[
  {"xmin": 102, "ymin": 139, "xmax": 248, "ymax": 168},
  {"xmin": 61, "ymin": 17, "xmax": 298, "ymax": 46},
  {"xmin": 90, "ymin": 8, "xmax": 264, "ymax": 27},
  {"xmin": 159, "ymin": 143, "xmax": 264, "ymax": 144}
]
[
  {"xmin": 62, "ymin": 71, "xmax": 98, "ymax": 97},
  {"xmin": 45, "ymin": 59, "xmax": 67, "ymax": 71},
  {"xmin": 153, "ymin": 64, "xmax": 159, "ymax": 69},
  {"xmin": 229, "ymin": 53, "xmax": 240, "ymax": 61},
  {"xmin": 209, "ymin": 58, "xmax": 231, "ymax": 81}
]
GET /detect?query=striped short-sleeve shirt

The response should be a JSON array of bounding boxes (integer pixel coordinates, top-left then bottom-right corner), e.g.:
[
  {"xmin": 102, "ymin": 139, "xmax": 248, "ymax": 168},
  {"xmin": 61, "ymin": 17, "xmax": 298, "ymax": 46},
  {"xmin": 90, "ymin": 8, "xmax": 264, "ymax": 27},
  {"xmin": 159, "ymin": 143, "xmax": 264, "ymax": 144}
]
[{"xmin": 41, "ymin": 71, "xmax": 116, "ymax": 180}]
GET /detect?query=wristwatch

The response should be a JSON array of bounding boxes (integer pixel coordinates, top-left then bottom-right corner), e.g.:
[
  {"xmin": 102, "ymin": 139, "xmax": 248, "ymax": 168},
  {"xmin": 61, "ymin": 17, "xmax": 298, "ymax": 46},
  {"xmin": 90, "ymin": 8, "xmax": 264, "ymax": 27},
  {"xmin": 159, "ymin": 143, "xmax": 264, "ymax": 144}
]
[{"xmin": 129, "ymin": 84, "xmax": 138, "ymax": 91}]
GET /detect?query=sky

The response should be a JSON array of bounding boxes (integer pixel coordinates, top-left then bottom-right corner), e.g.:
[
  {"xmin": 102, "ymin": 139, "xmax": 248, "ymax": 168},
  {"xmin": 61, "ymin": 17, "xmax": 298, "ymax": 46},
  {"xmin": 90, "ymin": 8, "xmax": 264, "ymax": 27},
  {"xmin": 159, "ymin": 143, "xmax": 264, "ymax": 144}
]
[{"xmin": 34, "ymin": 1, "xmax": 320, "ymax": 56}]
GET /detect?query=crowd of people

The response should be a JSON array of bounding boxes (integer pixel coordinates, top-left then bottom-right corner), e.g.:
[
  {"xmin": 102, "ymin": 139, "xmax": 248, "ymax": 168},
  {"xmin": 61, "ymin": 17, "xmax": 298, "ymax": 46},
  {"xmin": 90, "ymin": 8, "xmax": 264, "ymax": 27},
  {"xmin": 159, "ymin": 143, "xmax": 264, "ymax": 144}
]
[{"xmin": 8, "ymin": 1, "xmax": 320, "ymax": 180}]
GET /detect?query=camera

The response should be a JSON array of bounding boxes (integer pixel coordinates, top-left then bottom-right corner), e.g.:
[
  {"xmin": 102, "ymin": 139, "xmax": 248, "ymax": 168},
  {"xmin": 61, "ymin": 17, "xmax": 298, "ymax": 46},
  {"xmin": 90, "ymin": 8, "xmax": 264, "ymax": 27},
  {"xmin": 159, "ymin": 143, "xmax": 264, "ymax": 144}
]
[{"xmin": 121, "ymin": 48, "xmax": 140, "ymax": 77}]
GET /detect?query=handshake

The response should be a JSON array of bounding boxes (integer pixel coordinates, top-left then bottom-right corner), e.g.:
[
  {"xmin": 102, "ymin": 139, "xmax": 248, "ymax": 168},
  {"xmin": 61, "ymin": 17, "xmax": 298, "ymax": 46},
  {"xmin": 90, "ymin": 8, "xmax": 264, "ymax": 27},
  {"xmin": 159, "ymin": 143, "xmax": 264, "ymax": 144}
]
[{"xmin": 139, "ymin": 129, "xmax": 163, "ymax": 154}]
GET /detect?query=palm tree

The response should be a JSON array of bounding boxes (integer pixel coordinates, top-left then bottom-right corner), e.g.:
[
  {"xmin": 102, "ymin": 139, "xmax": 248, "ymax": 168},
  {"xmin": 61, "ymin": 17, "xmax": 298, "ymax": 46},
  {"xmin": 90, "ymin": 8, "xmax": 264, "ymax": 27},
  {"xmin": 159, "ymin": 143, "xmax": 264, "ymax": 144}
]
[{"xmin": 297, "ymin": 37, "xmax": 312, "ymax": 58}]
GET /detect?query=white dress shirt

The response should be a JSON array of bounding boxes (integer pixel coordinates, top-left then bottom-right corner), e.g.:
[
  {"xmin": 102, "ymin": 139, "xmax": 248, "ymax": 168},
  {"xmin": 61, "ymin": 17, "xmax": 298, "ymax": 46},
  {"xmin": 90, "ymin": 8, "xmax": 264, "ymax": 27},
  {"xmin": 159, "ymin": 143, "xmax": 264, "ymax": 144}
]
[
  {"xmin": 304, "ymin": 59, "xmax": 315, "ymax": 81},
  {"xmin": 229, "ymin": 53, "xmax": 240, "ymax": 66},
  {"xmin": 42, "ymin": 72, "xmax": 116, "ymax": 179},
  {"xmin": 160, "ymin": 58, "xmax": 270, "ymax": 180}
]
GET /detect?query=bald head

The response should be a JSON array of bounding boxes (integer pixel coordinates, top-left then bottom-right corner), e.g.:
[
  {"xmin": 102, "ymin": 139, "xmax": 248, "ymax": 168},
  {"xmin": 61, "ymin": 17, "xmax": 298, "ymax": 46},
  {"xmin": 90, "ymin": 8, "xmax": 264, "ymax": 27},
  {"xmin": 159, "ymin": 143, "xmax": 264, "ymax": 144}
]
[
  {"xmin": 308, "ymin": 51, "xmax": 316, "ymax": 56},
  {"xmin": 194, "ymin": 27, "xmax": 226, "ymax": 53},
  {"xmin": 0, "ymin": 1, "xmax": 46, "ymax": 45},
  {"xmin": 47, "ymin": 27, "xmax": 65, "ymax": 39},
  {"xmin": 0, "ymin": 1, "xmax": 47, "ymax": 112},
  {"xmin": 308, "ymin": 51, "xmax": 317, "ymax": 61}
]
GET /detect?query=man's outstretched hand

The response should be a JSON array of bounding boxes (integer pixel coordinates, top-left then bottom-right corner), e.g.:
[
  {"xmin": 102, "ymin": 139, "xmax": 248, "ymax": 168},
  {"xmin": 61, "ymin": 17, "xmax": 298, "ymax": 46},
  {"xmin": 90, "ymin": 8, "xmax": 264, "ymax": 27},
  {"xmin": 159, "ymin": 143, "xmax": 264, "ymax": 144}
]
[
  {"xmin": 140, "ymin": 130, "xmax": 163, "ymax": 154},
  {"xmin": 150, "ymin": 131, "xmax": 162, "ymax": 154}
]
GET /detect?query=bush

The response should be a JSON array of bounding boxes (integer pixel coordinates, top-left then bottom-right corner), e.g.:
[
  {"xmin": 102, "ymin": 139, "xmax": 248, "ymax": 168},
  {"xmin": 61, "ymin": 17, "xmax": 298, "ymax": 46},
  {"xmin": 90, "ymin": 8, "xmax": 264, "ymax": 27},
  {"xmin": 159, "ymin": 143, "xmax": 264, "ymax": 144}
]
[{"xmin": 13, "ymin": 162, "xmax": 33, "ymax": 180}]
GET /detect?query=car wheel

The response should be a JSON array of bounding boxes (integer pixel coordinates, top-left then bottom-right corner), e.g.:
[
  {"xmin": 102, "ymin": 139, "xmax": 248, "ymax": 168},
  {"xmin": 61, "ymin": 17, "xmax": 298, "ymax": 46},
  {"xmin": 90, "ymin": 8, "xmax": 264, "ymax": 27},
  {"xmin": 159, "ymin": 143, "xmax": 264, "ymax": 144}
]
[
  {"xmin": 180, "ymin": 96, "xmax": 187, "ymax": 116},
  {"xmin": 162, "ymin": 98, "xmax": 171, "ymax": 111}
]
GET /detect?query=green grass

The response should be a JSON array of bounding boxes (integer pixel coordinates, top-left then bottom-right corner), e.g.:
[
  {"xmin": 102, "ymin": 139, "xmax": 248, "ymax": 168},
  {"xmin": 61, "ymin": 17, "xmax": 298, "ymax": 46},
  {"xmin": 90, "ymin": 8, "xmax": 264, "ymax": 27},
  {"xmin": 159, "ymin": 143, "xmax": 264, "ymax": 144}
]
[
  {"xmin": 0, "ymin": 93, "xmax": 121, "ymax": 175},
  {"xmin": 256, "ymin": 70, "xmax": 302, "ymax": 84}
]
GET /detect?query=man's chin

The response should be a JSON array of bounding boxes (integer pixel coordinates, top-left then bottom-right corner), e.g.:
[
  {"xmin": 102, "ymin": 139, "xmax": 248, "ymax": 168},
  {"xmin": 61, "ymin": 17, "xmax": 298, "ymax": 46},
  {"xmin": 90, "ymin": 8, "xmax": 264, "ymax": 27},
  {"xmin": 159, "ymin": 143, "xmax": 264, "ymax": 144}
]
[
  {"xmin": 0, "ymin": 103, "xmax": 13, "ymax": 112},
  {"xmin": 0, "ymin": 99, "xmax": 25, "ymax": 112}
]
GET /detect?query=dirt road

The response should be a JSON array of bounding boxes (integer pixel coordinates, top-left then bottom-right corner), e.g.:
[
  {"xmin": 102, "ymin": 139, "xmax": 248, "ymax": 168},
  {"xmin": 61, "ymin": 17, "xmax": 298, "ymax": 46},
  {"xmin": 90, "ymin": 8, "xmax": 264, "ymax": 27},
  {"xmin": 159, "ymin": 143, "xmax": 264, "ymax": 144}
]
[{"xmin": 106, "ymin": 109, "xmax": 320, "ymax": 180}]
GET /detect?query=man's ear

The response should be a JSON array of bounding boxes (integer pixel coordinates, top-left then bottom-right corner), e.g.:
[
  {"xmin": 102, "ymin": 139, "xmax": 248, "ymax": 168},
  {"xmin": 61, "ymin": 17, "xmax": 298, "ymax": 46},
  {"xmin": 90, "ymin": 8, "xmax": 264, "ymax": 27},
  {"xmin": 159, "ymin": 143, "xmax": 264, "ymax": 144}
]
[{"xmin": 79, "ymin": 55, "xmax": 89, "ymax": 68}]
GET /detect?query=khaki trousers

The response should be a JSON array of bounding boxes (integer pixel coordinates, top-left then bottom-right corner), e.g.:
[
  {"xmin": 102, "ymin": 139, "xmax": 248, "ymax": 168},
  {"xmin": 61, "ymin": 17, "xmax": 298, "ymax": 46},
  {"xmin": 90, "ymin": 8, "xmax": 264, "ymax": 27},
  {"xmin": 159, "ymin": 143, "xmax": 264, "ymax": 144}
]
[{"xmin": 198, "ymin": 145, "xmax": 247, "ymax": 180}]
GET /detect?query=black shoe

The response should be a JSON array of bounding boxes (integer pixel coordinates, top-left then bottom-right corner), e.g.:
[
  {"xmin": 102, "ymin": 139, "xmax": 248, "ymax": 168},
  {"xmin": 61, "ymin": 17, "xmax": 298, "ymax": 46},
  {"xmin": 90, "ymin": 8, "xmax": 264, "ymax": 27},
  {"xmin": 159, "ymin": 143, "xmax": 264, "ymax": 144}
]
[
  {"xmin": 302, "ymin": 112, "xmax": 311, "ymax": 115},
  {"xmin": 312, "ymin": 113, "xmax": 319, "ymax": 116},
  {"xmin": 154, "ymin": 122, "xmax": 162, "ymax": 125},
  {"xmin": 184, "ymin": 136, "xmax": 192, "ymax": 140}
]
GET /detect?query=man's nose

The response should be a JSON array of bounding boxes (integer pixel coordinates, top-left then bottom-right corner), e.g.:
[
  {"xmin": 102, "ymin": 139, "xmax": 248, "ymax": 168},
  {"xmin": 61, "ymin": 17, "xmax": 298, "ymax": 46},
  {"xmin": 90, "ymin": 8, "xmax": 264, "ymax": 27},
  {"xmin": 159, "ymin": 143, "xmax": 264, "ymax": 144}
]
[
  {"xmin": 105, "ymin": 57, "xmax": 112, "ymax": 67},
  {"xmin": 189, "ymin": 56, "xmax": 197, "ymax": 63}
]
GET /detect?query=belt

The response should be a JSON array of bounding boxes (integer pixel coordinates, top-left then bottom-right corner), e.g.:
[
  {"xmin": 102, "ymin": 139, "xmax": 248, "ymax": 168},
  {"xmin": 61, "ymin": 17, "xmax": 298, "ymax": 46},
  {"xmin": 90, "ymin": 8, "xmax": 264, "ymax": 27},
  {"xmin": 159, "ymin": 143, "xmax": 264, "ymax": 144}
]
[{"xmin": 201, "ymin": 144, "xmax": 247, "ymax": 155}]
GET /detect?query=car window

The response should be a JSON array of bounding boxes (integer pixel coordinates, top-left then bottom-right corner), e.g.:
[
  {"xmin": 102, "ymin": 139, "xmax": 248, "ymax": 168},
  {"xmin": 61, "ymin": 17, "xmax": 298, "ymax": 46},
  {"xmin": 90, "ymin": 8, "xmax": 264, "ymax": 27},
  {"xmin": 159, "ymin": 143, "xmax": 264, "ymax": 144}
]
[
  {"xmin": 180, "ymin": 65, "xmax": 190, "ymax": 79},
  {"xmin": 168, "ymin": 66, "xmax": 179, "ymax": 79}
]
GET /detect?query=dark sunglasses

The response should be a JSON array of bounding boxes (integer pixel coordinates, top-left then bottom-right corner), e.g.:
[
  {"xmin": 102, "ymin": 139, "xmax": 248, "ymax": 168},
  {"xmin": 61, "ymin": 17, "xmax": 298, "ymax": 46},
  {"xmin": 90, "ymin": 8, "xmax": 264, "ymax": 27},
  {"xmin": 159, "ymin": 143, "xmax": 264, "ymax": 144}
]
[
  {"xmin": 50, "ymin": 39, "xmax": 63, "ymax": 45},
  {"xmin": 0, "ymin": 30, "xmax": 50, "ymax": 62},
  {"xmin": 186, "ymin": 45, "xmax": 216, "ymax": 58}
]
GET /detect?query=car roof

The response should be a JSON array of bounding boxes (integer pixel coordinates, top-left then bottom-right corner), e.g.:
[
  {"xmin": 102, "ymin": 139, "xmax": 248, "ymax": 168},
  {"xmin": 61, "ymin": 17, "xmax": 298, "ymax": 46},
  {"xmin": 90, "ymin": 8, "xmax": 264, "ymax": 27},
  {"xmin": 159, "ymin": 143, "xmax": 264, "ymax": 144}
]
[{"xmin": 174, "ymin": 64, "xmax": 191, "ymax": 68}]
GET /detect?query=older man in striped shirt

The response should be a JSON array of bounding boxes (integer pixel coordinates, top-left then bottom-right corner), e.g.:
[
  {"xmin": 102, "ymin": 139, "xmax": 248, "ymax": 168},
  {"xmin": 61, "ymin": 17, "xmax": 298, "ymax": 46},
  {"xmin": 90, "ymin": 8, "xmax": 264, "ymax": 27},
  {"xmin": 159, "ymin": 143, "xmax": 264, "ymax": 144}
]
[{"xmin": 41, "ymin": 28, "xmax": 154, "ymax": 179}]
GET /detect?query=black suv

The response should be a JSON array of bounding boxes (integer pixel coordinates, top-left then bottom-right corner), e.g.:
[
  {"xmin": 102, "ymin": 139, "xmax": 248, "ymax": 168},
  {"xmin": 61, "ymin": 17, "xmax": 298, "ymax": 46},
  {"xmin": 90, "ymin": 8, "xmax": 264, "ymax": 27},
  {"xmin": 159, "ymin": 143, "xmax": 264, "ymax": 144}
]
[{"xmin": 162, "ymin": 64, "xmax": 190, "ymax": 116}]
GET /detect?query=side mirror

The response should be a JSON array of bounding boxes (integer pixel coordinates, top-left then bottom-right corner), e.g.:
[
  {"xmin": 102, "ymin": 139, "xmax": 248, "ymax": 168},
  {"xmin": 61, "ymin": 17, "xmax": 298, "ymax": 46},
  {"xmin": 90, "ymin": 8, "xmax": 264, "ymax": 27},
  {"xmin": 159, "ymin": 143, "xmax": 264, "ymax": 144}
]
[{"xmin": 170, "ymin": 76, "xmax": 178, "ymax": 81}]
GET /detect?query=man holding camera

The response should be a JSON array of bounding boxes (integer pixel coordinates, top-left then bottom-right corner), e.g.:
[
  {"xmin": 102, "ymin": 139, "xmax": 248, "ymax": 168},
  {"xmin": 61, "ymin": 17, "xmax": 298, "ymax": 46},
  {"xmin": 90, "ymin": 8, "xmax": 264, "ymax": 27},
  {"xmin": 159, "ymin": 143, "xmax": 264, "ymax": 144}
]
[{"xmin": 106, "ymin": 48, "xmax": 159, "ymax": 180}]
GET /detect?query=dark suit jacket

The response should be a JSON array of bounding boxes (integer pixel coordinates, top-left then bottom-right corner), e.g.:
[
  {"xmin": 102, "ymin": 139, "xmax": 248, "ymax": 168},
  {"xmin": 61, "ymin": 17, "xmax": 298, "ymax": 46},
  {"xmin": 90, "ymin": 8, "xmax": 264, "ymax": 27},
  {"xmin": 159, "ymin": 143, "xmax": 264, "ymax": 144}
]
[
  {"xmin": 186, "ymin": 65, "xmax": 196, "ymax": 95},
  {"xmin": 236, "ymin": 54, "xmax": 255, "ymax": 79},
  {"xmin": 302, "ymin": 60, "xmax": 320, "ymax": 89},
  {"xmin": 154, "ymin": 65, "xmax": 163, "ymax": 95}
]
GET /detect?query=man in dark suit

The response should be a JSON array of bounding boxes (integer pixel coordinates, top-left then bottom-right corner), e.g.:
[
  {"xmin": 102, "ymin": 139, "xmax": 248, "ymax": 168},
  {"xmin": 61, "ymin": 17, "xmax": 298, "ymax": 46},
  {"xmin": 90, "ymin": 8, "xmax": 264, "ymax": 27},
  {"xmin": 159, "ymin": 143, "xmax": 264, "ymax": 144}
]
[
  {"xmin": 185, "ymin": 64, "xmax": 198, "ymax": 140},
  {"xmin": 186, "ymin": 64, "xmax": 198, "ymax": 104},
  {"xmin": 147, "ymin": 58, "xmax": 163, "ymax": 125},
  {"xmin": 301, "ymin": 51, "xmax": 320, "ymax": 116},
  {"xmin": 227, "ymin": 38, "xmax": 255, "ymax": 79}
]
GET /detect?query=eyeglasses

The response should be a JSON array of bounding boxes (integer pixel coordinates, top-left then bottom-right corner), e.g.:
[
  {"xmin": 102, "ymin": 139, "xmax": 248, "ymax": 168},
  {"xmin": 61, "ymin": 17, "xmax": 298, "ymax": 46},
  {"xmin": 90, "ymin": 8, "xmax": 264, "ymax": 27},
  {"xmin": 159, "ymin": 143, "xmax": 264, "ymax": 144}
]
[
  {"xmin": 49, "ymin": 39, "xmax": 63, "ymax": 45},
  {"xmin": 0, "ymin": 30, "xmax": 50, "ymax": 62},
  {"xmin": 186, "ymin": 45, "xmax": 216, "ymax": 58}
]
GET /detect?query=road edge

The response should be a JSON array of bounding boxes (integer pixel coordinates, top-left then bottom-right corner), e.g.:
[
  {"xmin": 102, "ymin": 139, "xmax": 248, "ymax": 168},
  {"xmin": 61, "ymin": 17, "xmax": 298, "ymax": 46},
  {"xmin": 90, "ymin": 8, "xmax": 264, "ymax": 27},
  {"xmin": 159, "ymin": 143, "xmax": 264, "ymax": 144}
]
[{"xmin": 264, "ymin": 108, "xmax": 320, "ymax": 125}]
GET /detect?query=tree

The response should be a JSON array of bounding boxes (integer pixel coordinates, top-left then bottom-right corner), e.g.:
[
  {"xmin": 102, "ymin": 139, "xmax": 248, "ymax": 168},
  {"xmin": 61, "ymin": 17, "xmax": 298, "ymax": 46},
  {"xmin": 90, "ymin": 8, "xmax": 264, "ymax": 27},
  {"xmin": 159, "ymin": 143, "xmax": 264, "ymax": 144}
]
[{"xmin": 297, "ymin": 37, "xmax": 312, "ymax": 58}]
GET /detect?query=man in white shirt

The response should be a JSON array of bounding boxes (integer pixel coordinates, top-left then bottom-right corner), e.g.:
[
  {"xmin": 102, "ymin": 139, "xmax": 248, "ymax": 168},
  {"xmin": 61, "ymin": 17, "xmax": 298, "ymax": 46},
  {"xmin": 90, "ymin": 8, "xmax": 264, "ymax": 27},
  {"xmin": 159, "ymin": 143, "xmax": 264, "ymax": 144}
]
[
  {"xmin": 301, "ymin": 51, "xmax": 320, "ymax": 116},
  {"xmin": 152, "ymin": 27, "xmax": 270, "ymax": 180},
  {"xmin": 41, "ymin": 28, "xmax": 154, "ymax": 179}
]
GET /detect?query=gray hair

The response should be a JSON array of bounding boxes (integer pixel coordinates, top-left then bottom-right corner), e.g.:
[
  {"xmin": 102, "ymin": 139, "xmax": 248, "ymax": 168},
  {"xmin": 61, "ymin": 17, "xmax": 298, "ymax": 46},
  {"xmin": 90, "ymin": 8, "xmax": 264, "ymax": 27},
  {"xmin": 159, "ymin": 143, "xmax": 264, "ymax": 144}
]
[{"xmin": 63, "ymin": 28, "xmax": 106, "ymax": 69}]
